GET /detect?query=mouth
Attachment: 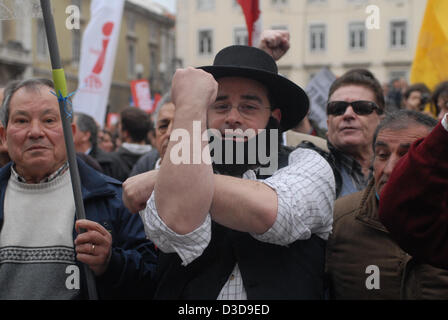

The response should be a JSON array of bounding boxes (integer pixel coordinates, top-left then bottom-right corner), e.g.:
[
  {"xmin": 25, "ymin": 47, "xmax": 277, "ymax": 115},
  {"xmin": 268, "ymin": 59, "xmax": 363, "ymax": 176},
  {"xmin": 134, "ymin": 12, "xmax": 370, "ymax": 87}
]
[
  {"xmin": 340, "ymin": 127, "xmax": 360, "ymax": 133},
  {"xmin": 341, "ymin": 126, "xmax": 358, "ymax": 131},
  {"xmin": 26, "ymin": 145, "xmax": 49, "ymax": 152}
]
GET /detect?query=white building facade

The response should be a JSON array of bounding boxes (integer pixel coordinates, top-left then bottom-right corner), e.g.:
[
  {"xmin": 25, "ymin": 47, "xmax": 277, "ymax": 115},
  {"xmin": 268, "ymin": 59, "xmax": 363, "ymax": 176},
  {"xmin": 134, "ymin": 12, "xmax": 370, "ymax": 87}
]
[{"xmin": 176, "ymin": 0, "xmax": 427, "ymax": 87}]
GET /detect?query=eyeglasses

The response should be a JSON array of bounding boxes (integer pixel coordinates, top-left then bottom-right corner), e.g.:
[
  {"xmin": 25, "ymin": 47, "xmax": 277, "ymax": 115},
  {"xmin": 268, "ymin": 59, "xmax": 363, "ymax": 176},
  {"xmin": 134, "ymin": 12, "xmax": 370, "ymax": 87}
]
[
  {"xmin": 327, "ymin": 100, "xmax": 383, "ymax": 116},
  {"xmin": 209, "ymin": 103, "xmax": 271, "ymax": 119}
]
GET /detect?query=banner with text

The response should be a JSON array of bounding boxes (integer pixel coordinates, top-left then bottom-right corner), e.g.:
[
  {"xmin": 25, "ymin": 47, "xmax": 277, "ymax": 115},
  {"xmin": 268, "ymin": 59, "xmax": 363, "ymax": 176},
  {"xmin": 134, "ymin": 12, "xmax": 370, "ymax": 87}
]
[{"xmin": 72, "ymin": 0, "xmax": 125, "ymax": 127}]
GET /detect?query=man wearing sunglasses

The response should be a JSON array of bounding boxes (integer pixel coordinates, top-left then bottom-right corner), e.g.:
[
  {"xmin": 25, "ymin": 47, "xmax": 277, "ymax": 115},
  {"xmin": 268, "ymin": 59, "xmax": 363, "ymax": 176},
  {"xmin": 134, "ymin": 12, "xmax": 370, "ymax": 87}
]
[{"xmin": 326, "ymin": 69, "xmax": 386, "ymax": 197}]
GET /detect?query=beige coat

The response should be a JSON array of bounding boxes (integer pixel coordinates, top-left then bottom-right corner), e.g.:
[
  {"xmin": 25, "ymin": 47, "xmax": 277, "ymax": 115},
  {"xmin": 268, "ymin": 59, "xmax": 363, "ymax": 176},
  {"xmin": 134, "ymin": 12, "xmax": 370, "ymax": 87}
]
[{"xmin": 326, "ymin": 180, "xmax": 448, "ymax": 300}]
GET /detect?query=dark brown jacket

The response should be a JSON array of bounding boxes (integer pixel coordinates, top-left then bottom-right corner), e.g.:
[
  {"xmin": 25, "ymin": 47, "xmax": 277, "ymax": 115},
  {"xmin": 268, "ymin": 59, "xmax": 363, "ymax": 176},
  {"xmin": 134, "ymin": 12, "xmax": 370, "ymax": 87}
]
[{"xmin": 326, "ymin": 180, "xmax": 448, "ymax": 300}]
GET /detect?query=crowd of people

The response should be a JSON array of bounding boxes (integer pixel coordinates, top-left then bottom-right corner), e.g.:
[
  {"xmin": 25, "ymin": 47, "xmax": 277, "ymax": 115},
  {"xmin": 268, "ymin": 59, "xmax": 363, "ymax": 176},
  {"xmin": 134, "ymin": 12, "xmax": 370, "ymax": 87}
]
[{"xmin": 0, "ymin": 30, "xmax": 446, "ymax": 300}]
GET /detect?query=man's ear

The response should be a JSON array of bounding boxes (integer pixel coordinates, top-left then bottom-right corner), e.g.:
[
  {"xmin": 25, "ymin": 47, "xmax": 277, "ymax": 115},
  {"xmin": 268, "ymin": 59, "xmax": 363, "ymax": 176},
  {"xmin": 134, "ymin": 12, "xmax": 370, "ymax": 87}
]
[
  {"xmin": 71, "ymin": 122, "xmax": 77, "ymax": 137},
  {"xmin": 271, "ymin": 109, "xmax": 282, "ymax": 123},
  {"xmin": 83, "ymin": 131, "xmax": 91, "ymax": 143},
  {"xmin": 0, "ymin": 125, "xmax": 6, "ymax": 145}
]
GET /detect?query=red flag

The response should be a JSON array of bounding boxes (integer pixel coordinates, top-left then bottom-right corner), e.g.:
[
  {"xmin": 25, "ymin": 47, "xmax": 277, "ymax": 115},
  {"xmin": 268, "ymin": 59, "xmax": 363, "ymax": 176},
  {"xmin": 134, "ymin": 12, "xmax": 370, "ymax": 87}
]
[{"xmin": 237, "ymin": 0, "xmax": 262, "ymax": 47}]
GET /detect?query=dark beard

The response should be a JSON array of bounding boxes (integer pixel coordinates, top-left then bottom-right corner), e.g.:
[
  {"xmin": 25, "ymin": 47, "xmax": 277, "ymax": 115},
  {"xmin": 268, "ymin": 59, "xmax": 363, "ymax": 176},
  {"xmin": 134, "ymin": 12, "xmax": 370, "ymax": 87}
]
[{"xmin": 211, "ymin": 117, "xmax": 282, "ymax": 177}]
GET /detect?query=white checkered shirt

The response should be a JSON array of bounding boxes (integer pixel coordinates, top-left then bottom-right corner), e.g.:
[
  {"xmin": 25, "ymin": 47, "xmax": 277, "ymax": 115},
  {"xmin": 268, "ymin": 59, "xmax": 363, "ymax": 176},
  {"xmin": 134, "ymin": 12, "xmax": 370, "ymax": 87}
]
[{"xmin": 140, "ymin": 148, "xmax": 335, "ymax": 300}]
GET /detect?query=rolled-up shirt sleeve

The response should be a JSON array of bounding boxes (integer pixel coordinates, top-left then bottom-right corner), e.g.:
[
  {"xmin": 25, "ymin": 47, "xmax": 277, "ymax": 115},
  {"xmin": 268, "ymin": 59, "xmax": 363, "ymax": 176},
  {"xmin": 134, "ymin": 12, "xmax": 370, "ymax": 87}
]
[
  {"xmin": 140, "ymin": 193, "xmax": 212, "ymax": 266},
  {"xmin": 140, "ymin": 148, "xmax": 335, "ymax": 264},
  {"xmin": 253, "ymin": 148, "xmax": 335, "ymax": 245}
]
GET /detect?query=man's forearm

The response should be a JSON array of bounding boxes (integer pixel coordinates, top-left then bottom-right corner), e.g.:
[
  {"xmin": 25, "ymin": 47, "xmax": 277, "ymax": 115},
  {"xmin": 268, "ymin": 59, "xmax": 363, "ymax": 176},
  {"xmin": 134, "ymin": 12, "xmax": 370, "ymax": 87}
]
[
  {"xmin": 210, "ymin": 174, "xmax": 278, "ymax": 234},
  {"xmin": 155, "ymin": 108, "xmax": 214, "ymax": 235}
]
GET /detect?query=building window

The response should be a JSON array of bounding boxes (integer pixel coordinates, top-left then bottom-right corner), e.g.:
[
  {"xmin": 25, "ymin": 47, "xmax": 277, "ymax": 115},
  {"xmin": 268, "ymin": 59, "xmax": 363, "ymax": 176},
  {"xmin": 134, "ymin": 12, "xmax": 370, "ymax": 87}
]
[
  {"xmin": 272, "ymin": 0, "xmax": 288, "ymax": 5},
  {"xmin": 271, "ymin": 25, "xmax": 288, "ymax": 31},
  {"xmin": 149, "ymin": 45, "xmax": 158, "ymax": 87},
  {"xmin": 36, "ymin": 19, "xmax": 48, "ymax": 58},
  {"xmin": 149, "ymin": 22, "xmax": 159, "ymax": 45},
  {"xmin": 390, "ymin": 21, "xmax": 407, "ymax": 48},
  {"xmin": 234, "ymin": 27, "xmax": 248, "ymax": 46},
  {"xmin": 198, "ymin": 29, "xmax": 213, "ymax": 55},
  {"xmin": 127, "ymin": 13, "xmax": 136, "ymax": 35},
  {"xmin": 310, "ymin": 24, "xmax": 326, "ymax": 52},
  {"xmin": 128, "ymin": 42, "xmax": 136, "ymax": 78},
  {"xmin": 348, "ymin": 22, "xmax": 366, "ymax": 50},
  {"xmin": 389, "ymin": 70, "xmax": 408, "ymax": 82},
  {"xmin": 72, "ymin": 29, "xmax": 81, "ymax": 64},
  {"xmin": 197, "ymin": 0, "xmax": 215, "ymax": 11}
]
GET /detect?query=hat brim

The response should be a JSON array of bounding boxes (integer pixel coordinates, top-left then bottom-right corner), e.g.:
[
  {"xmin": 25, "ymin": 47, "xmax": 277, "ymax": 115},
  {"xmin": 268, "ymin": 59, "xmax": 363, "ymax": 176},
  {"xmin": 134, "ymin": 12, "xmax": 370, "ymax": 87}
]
[{"xmin": 199, "ymin": 65, "xmax": 309, "ymax": 131}]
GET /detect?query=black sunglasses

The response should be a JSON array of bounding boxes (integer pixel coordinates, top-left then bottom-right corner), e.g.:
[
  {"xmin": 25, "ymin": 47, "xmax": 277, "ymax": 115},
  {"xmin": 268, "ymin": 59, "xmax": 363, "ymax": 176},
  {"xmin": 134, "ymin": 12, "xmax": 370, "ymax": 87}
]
[{"xmin": 327, "ymin": 101, "xmax": 383, "ymax": 116}]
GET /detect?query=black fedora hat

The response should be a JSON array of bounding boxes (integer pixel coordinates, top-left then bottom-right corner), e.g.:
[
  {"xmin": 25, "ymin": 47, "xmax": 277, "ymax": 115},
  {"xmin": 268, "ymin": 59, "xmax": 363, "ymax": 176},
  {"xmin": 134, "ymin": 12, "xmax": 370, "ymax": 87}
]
[{"xmin": 199, "ymin": 45, "xmax": 309, "ymax": 131}]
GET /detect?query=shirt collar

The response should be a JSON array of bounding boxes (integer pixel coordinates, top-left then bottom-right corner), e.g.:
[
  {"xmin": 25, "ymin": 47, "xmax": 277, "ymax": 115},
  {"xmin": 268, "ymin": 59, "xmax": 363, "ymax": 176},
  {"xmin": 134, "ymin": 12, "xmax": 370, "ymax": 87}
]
[
  {"xmin": 11, "ymin": 162, "xmax": 69, "ymax": 184},
  {"xmin": 328, "ymin": 141, "xmax": 364, "ymax": 174},
  {"xmin": 328, "ymin": 141, "xmax": 371, "ymax": 189}
]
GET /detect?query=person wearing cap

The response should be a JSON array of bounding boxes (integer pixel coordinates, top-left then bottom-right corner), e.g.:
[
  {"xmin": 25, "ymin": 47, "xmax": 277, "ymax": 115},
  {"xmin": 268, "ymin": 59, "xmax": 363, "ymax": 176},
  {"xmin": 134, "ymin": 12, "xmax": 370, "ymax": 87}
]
[{"xmin": 123, "ymin": 43, "xmax": 335, "ymax": 299}]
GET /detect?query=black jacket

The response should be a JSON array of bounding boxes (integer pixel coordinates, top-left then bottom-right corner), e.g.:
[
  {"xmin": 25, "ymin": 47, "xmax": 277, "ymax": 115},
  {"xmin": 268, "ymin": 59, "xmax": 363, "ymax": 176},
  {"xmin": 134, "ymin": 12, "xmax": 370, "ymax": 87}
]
[{"xmin": 90, "ymin": 147, "xmax": 130, "ymax": 182}]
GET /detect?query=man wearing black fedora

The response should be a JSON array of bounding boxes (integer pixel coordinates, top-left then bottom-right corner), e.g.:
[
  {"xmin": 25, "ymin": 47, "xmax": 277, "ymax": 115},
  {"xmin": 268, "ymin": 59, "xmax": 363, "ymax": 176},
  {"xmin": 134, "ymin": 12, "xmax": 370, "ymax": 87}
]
[{"xmin": 124, "ymin": 43, "xmax": 336, "ymax": 299}]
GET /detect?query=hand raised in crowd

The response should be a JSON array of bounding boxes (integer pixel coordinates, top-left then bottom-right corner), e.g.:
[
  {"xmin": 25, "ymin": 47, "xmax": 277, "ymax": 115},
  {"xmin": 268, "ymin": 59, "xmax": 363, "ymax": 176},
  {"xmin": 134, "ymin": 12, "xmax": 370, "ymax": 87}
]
[
  {"xmin": 171, "ymin": 67, "xmax": 218, "ymax": 114},
  {"xmin": 74, "ymin": 219, "xmax": 112, "ymax": 276},
  {"xmin": 123, "ymin": 170, "xmax": 158, "ymax": 214},
  {"xmin": 259, "ymin": 29, "xmax": 290, "ymax": 61}
]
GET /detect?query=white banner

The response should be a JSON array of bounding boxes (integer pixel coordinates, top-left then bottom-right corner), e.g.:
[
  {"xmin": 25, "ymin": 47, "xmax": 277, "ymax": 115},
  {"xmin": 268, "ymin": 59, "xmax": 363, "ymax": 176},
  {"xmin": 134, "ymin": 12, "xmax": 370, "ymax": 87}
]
[{"xmin": 72, "ymin": 0, "xmax": 124, "ymax": 127}]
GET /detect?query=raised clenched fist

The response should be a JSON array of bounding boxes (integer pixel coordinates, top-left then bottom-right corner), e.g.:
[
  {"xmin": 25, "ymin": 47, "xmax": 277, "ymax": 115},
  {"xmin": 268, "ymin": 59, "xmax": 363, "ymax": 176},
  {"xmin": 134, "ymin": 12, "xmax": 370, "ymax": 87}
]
[
  {"xmin": 171, "ymin": 67, "xmax": 218, "ymax": 114},
  {"xmin": 259, "ymin": 30, "xmax": 290, "ymax": 61}
]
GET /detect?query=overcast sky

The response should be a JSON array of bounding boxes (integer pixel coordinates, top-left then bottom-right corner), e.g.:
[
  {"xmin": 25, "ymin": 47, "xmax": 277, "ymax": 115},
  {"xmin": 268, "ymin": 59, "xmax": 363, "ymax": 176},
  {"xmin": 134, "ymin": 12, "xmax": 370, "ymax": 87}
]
[{"xmin": 152, "ymin": 0, "xmax": 176, "ymax": 13}]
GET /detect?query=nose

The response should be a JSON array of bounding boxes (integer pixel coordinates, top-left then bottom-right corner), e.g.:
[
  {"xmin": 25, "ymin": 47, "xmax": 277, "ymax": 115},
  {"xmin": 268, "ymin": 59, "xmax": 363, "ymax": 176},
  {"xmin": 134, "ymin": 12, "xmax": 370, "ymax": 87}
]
[
  {"xmin": 28, "ymin": 119, "xmax": 44, "ymax": 139},
  {"xmin": 383, "ymin": 154, "xmax": 401, "ymax": 179},
  {"xmin": 342, "ymin": 105, "xmax": 357, "ymax": 119},
  {"xmin": 224, "ymin": 106, "xmax": 243, "ymax": 129}
]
